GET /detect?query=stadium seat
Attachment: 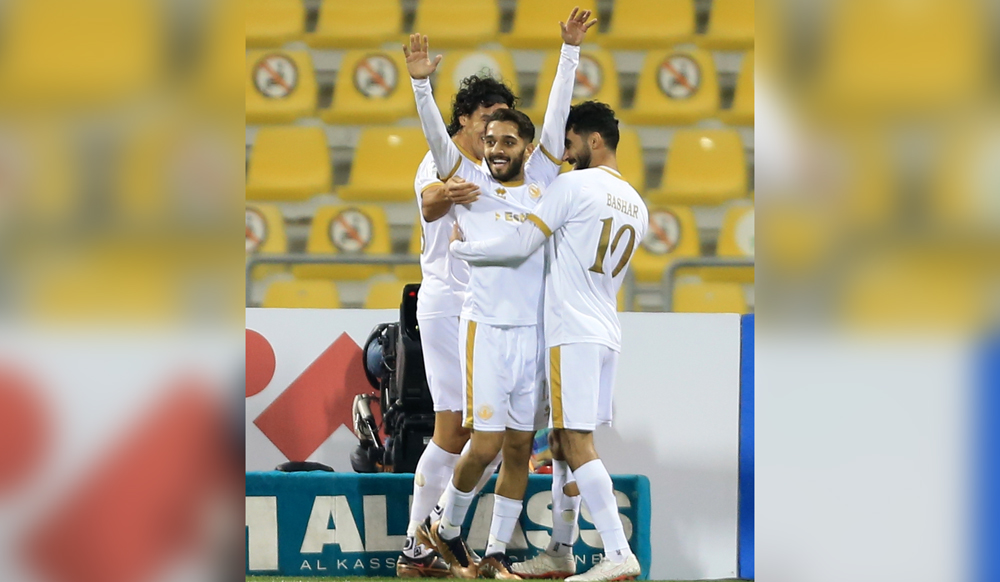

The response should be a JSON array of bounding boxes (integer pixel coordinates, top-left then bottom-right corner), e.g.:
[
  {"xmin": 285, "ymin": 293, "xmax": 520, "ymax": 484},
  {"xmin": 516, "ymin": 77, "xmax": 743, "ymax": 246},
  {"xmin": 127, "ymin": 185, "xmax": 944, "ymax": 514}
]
[
  {"xmin": 525, "ymin": 49, "xmax": 619, "ymax": 124},
  {"xmin": 246, "ymin": 127, "xmax": 331, "ymax": 202},
  {"xmin": 720, "ymin": 51, "xmax": 754, "ymax": 126},
  {"xmin": 698, "ymin": 0, "xmax": 754, "ymax": 50},
  {"xmin": 630, "ymin": 206, "xmax": 700, "ymax": 283},
  {"xmin": 321, "ymin": 50, "xmax": 416, "ymax": 125},
  {"xmin": 246, "ymin": 0, "xmax": 303, "ymax": 48},
  {"xmin": 616, "ymin": 129, "xmax": 647, "ymax": 194},
  {"xmin": 307, "ymin": 0, "xmax": 401, "ymax": 48},
  {"xmin": 364, "ymin": 279, "xmax": 410, "ymax": 309},
  {"xmin": 599, "ymin": 0, "xmax": 695, "ymax": 49},
  {"xmin": 620, "ymin": 49, "xmax": 719, "ymax": 126},
  {"xmin": 294, "ymin": 204, "xmax": 392, "ymax": 281},
  {"xmin": 503, "ymin": 0, "xmax": 597, "ymax": 49},
  {"xmin": 394, "ymin": 221, "xmax": 424, "ymax": 282},
  {"xmin": 648, "ymin": 129, "xmax": 747, "ymax": 205},
  {"xmin": 246, "ymin": 50, "xmax": 317, "ymax": 123},
  {"xmin": 704, "ymin": 202, "xmax": 754, "ymax": 283},
  {"xmin": 263, "ymin": 280, "xmax": 340, "ymax": 309},
  {"xmin": 433, "ymin": 50, "xmax": 519, "ymax": 119},
  {"xmin": 338, "ymin": 127, "xmax": 431, "ymax": 202},
  {"xmin": 413, "ymin": 0, "xmax": 499, "ymax": 48},
  {"xmin": 246, "ymin": 203, "xmax": 288, "ymax": 280},
  {"xmin": 673, "ymin": 281, "xmax": 748, "ymax": 313}
]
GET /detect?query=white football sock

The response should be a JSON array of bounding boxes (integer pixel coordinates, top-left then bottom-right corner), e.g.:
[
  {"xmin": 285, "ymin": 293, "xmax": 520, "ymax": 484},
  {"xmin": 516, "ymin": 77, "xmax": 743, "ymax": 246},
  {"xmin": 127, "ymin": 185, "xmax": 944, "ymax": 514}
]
[
  {"xmin": 485, "ymin": 495, "xmax": 522, "ymax": 556},
  {"xmin": 407, "ymin": 441, "xmax": 460, "ymax": 537},
  {"xmin": 573, "ymin": 460, "xmax": 632, "ymax": 564},
  {"xmin": 547, "ymin": 460, "xmax": 581, "ymax": 557},
  {"xmin": 440, "ymin": 482, "xmax": 476, "ymax": 540}
]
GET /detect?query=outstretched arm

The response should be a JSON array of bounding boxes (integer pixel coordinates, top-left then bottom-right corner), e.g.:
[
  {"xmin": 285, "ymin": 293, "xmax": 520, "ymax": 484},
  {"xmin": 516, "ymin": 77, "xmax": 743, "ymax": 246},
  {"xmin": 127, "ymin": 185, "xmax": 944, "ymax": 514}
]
[
  {"xmin": 404, "ymin": 34, "xmax": 462, "ymax": 180},
  {"xmin": 449, "ymin": 219, "xmax": 549, "ymax": 265}
]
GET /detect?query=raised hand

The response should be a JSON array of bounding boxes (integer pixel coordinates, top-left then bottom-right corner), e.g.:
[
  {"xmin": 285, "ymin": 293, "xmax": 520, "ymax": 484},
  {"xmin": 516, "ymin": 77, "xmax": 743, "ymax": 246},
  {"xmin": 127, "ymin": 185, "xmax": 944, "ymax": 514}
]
[
  {"xmin": 402, "ymin": 33, "xmax": 442, "ymax": 79},
  {"xmin": 560, "ymin": 7, "xmax": 597, "ymax": 46}
]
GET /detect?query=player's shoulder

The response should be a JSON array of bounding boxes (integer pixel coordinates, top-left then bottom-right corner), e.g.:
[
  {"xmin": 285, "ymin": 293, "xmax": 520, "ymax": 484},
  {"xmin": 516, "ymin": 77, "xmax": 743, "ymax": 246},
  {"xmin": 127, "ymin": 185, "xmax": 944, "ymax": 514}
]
[{"xmin": 417, "ymin": 150, "xmax": 436, "ymax": 171}]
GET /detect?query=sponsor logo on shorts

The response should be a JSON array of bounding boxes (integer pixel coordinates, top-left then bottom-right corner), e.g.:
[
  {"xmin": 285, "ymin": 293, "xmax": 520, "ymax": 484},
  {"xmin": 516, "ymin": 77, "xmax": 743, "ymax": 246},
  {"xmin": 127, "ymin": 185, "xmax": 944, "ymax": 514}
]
[{"xmin": 477, "ymin": 405, "xmax": 494, "ymax": 420}]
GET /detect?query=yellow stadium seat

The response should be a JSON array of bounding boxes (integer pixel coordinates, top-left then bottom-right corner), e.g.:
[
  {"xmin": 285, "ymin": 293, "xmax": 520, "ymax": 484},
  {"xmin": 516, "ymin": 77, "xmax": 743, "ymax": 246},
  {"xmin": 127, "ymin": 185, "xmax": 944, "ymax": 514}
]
[
  {"xmin": 525, "ymin": 49, "xmax": 619, "ymax": 124},
  {"xmin": 246, "ymin": 203, "xmax": 288, "ymax": 280},
  {"xmin": 720, "ymin": 52, "xmax": 754, "ymax": 126},
  {"xmin": 434, "ymin": 50, "xmax": 519, "ymax": 119},
  {"xmin": 246, "ymin": 127, "xmax": 331, "ymax": 201},
  {"xmin": 615, "ymin": 130, "xmax": 646, "ymax": 194},
  {"xmin": 246, "ymin": 0, "xmax": 303, "ymax": 48},
  {"xmin": 395, "ymin": 221, "xmax": 424, "ymax": 282},
  {"xmin": 263, "ymin": 280, "xmax": 340, "ymax": 308},
  {"xmin": 294, "ymin": 204, "xmax": 393, "ymax": 281},
  {"xmin": 321, "ymin": 50, "xmax": 415, "ymax": 125},
  {"xmin": 246, "ymin": 50, "xmax": 317, "ymax": 123},
  {"xmin": 621, "ymin": 48, "xmax": 719, "ymax": 126},
  {"xmin": 673, "ymin": 281, "xmax": 748, "ymax": 313},
  {"xmin": 698, "ymin": 0, "xmax": 754, "ymax": 50},
  {"xmin": 307, "ymin": 0, "xmax": 401, "ymax": 48},
  {"xmin": 704, "ymin": 202, "xmax": 754, "ymax": 283},
  {"xmin": 364, "ymin": 279, "xmax": 411, "ymax": 309},
  {"xmin": 0, "ymin": 0, "xmax": 162, "ymax": 109},
  {"xmin": 338, "ymin": 127, "xmax": 431, "ymax": 202},
  {"xmin": 631, "ymin": 206, "xmax": 700, "ymax": 283},
  {"xmin": 414, "ymin": 0, "xmax": 499, "ymax": 48},
  {"xmin": 648, "ymin": 129, "xmax": 747, "ymax": 205},
  {"xmin": 599, "ymin": 0, "xmax": 695, "ymax": 49},
  {"xmin": 504, "ymin": 0, "xmax": 597, "ymax": 49}
]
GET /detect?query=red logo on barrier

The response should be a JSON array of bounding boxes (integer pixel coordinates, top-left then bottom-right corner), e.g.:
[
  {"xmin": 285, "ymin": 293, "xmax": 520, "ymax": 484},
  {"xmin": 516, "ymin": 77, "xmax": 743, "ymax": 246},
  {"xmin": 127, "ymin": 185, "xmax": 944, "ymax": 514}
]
[
  {"xmin": 245, "ymin": 329, "xmax": 276, "ymax": 398},
  {"xmin": 252, "ymin": 333, "xmax": 369, "ymax": 462}
]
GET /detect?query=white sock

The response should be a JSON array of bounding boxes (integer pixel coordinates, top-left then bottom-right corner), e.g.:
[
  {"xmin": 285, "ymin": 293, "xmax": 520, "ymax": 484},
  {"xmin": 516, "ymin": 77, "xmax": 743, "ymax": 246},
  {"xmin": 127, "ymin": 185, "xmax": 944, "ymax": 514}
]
[
  {"xmin": 407, "ymin": 441, "xmax": 460, "ymax": 536},
  {"xmin": 474, "ymin": 451, "xmax": 503, "ymax": 495},
  {"xmin": 573, "ymin": 460, "xmax": 632, "ymax": 564},
  {"xmin": 440, "ymin": 481, "xmax": 476, "ymax": 540},
  {"xmin": 485, "ymin": 495, "xmax": 522, "ymax": 556},
  {"xmin": 547, "ymin": 460, "xmax": 580, "ymax": 557}
]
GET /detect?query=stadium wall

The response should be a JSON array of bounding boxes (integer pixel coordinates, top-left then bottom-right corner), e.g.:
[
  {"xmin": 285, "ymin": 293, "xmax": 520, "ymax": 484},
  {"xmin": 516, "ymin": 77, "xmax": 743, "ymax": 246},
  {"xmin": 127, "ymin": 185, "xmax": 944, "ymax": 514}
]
[{"xmin": 246, "ymin": 309, "xmax": 745, "ymax": 580}]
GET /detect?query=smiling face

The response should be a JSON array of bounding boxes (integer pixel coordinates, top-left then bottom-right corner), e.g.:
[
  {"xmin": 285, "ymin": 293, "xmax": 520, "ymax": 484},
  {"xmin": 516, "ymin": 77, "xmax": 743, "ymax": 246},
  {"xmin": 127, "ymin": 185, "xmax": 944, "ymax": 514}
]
[
  {"xmin": 460, "ymin": 103, "xmax": 510, "ymax": 160},
  {"xmin": 563, "ymin": 129, "xmax": 593, "ymax": 170},
  {"xmin": 484, "ymin": 120, "xmax": 531, "ymax": 182}
]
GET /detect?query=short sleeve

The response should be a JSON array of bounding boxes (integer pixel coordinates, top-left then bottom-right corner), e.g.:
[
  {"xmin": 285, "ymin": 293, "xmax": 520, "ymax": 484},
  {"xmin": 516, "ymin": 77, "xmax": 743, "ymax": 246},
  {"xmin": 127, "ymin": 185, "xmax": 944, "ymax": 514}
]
[
  {"xmin": 527, "ymin": 176, "xmax": 576, "ymax": 237},
  {"xmin": 414, "ymin": 152, "xmax": 443, "ymax": 199}
]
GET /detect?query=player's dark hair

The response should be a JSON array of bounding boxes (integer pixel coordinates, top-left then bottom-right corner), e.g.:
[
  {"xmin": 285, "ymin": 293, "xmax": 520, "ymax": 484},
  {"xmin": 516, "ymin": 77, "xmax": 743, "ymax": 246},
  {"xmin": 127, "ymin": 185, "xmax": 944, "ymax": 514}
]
[
  {"xmin": 566, "ymin": 101, "xmax": 620, "ymax": 151},
  {"xmin": 447, "ymin": 74, "xmax": 518, "ymax": 137},
  {"xmin": 483, "ymin": 108, "xmax": 536, "ymax": 142}
]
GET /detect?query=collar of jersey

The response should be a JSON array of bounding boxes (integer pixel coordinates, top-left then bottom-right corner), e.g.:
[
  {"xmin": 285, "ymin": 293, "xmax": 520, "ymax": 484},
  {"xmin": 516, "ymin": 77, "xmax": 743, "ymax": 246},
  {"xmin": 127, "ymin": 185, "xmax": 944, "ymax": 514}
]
[
  {"xmin": 597, "ymin": 166, "xmax": 622, "ymax": 178},
  {"xmin": 499, "ymin": 179, "xmax": 524, "ymax": 187},
  {"xmin": 454, "ymin": 141, "xmax": 482, "ymax": 164}
]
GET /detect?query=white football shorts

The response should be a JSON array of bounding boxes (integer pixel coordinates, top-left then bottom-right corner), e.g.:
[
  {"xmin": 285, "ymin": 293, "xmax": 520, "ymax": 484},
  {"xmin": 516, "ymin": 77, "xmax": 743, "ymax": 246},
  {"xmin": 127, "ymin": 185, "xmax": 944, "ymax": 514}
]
[
  {"xmin": 459, "ymin": 318, "xmax": 548, "ymax": 432},
  {"xmin": 547, "ymin": 342, "xmax": 619, "ymax": 431},
  {"xmin": 417, "ymin": 315, "xmax": 464, "ymax": 413}
]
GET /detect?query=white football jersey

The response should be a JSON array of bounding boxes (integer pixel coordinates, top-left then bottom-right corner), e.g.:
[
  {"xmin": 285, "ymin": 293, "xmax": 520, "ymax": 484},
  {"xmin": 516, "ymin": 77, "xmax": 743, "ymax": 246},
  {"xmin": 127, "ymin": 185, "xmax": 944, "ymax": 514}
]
[{"xmin": 528, "ymin": 167, "xmax": 648, "ymax": 350}]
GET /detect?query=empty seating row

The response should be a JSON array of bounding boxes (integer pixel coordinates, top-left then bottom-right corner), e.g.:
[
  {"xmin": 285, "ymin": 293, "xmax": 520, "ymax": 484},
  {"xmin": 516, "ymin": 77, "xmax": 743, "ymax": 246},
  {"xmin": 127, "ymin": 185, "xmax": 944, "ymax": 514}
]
[
  {"xmin": 246, "ymin": 126, "xmax": 751, "ymax": 205},
  {"xmin": 246, "ymin": 48, "xmax": 754, "ymax": 126},
  {"xmin": 247, "ymin": 0, "xmax": 754, "ymax": 51}
]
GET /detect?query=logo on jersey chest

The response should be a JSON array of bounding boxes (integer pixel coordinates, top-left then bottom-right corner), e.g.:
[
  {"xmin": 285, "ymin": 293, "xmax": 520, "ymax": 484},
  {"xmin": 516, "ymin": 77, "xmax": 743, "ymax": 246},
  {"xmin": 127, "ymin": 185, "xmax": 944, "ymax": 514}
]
[{"xmin": 494, "ymin": 187, "xmax": 507, "ymax": 199}]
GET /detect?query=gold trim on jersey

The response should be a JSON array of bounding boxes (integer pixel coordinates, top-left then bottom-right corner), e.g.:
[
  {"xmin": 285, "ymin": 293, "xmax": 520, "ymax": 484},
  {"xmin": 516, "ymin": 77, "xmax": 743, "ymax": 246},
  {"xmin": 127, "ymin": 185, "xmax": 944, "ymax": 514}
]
[
  {"xmin": 464, "ymin": 320, "xmax": 478, "ymax": 429},
  {"xmin": 550, "ymin": 346, "xmax": 563, "ymax": 429},
  {"xmin": 420, "ymin": 181, "xmax": 445, "ymax": 195},
  {"xmin": 539, "ymin": 144, "xmax": 561, "ymax": 165},
  {"xmin": 456, "ymin": 142, "xmax": 482, "ymax": 164},
  {"xmin": 499, "ymin": 179, "xmax": 524, "ymax": 187},
  {"xmin": 597, "ymin": 166, "xmax": 624, "ymax": 180},
  {"xmin": 526, "ymin": 214, "xmax": 553, "ymax": 237},
  {"xmin": 440, "ymin": 158, "xmax": 461, "ymax": 182}
]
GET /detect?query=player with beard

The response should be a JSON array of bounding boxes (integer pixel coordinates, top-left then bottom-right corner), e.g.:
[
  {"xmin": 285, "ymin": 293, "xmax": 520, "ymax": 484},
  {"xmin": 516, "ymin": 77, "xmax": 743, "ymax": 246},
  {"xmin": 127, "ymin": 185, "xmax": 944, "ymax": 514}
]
[
  {"xmin": 404, "ymin": 7, "xmax": 595, "ymax": 579},
  {"xmin": 449, "ymin": 102, "xmax": 648, "ymax": 581}
]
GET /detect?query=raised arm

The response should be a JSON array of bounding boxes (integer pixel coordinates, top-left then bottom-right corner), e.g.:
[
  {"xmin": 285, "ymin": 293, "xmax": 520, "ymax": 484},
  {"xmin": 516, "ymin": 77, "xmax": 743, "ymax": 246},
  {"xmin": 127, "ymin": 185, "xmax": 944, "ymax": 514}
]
[{"xmin": 404, "ymin": 34, "xmax": 462, "ymax": 180}]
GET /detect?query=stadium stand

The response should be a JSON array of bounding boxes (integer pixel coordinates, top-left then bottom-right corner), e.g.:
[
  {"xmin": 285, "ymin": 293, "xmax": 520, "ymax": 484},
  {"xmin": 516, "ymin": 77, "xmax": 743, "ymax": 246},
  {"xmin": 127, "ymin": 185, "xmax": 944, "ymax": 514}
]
[
  {"xmin": 246, "ymin": 50, "xmax": 317, "ymax": 123},
  {"xmin": 616, "ymin": 129, "xmax": 647, "ymax": 194},
  {"xmin": 503, "ymin": 0, "xmax": 598, "ymax": 49},
  {"xmin": 394, "ymin": 221, "xmax": 424, "ymax": 283},
  {"xmin": 704, "ymin": 202, "xmax": 755, "ymax": 283},
  {"xmin": 307, "ymin": 0, "xmax": 402, "ymax": 49},
  {"xmin": 263, "ymin": 280, "xmax": 341, "ymax": 309},
  {"xmin": 699, "ymin": 0, "xmax": 755, "ymax": 50},
  {"xmin": 630, "ymin": 206, "xmax": 701, "ymax": 283},
  {"xmin": 673, "ymin": 280, "xmax": 748, "ymax": 313},
  {"xmin": 246, "ymin": 203, "xmax": 289, "ymax": 280},
  {"xmin": 246, "ymin": 0, "xmax": 303, "ymax": 48},
  {"xmin": 525, "ymin": 48, "xmax": 619, "ymax": 124},
  {"xmin": 364, "ymin": 279, "xmax": 411, "ymax": 309},
  {"xmin": 720, "ymin": 52, "xmax": 754, "ymax": 126},
  {"xmin": 599, "ymin": 0, "xmax": 695, "ymax": 49},
  {"xmin": 293, "ymin": 204, "xmax": 393, "ymax": 281},
  {"xmin": 648, "ymin": 129, "xmax": 747, "ymax": 205},
  {"xmin": 337, "ymin": 127, "xmax": 431, "ymax": 202},
  {"xmin": 414, "ymin": 0, "xmax": 500, "ymax": 48},
  {"xmin": 321, "ymin": 50, "xmax": 416, "ymax": 124},
  {"xmin": 433, "ymin": 50, "xmax": 520, "ymax": 117},
  {"xmin": 621, "ymin": 48, "xmax": 720, "ymax": 125},
  {"xmin": 246, "ymin": 126, "xmax": 332, "ymax": 202}
]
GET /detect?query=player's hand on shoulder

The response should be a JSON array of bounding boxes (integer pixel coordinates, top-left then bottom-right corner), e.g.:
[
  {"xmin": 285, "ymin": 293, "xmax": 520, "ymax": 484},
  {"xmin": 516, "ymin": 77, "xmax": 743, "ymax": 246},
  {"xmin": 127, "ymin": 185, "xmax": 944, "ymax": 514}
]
[
  {"xmin": 445, "ymin": 176, "xmax": 480, "ymax": 205},
  {"xmin": 403, "ymin": 34, "xmax": 442, "ymax": 79},
  {"xmin": 560, "ymin": 7, "xmax": 597, "ymax": 46},
  {"xmin": 450, "ymin": 222, "xmax": 465, "ymax": 244}
]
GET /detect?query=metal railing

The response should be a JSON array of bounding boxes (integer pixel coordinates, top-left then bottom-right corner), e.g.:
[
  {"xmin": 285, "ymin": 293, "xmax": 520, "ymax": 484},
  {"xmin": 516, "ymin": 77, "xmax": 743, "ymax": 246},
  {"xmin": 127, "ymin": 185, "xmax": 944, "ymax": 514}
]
[{"xmin": 660, "ymin": 257, "xmax": 755, "ymax": 311}]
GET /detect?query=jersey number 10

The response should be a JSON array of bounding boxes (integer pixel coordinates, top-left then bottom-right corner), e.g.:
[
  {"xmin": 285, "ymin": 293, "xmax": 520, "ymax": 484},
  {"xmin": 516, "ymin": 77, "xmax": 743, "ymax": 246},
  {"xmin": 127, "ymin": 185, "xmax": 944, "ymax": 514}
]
[{"xmin": 589, "ymin": 217, "xmax": 636, "ymax": 277}]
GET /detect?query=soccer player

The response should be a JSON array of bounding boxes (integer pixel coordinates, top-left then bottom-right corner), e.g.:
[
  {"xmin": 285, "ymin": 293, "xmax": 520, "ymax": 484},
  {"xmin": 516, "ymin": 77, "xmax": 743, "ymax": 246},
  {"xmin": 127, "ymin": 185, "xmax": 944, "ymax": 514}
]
[
  {"xmin": 449, "ymin": 101, "xmax": 648, "ymax": 581},
  {"xmin": 404, "ymin": 8, "xmax": 595, "ymax": 579},
  {"xmin": 398, "ymin": 74, "xmax": 517, "ymax": 578}
]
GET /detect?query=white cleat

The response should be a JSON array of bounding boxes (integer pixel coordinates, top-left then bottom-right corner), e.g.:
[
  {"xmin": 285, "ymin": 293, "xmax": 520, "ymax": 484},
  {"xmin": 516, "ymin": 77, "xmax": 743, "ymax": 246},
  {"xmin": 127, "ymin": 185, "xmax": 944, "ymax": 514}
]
[
  {"xmin": 564, "ymin": 554, "xmax": 640, "ymax": 582},
  {"xmin": 511, "ymin": 551, "xmax": 576, "ymax": 579}
]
